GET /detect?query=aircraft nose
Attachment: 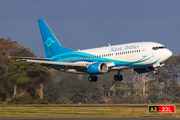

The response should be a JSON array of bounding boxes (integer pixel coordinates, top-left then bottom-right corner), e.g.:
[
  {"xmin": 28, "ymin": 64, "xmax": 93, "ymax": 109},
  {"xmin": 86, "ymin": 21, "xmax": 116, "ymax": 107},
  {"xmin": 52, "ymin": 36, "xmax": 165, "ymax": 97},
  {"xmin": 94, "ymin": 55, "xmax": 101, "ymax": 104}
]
[
  {"xmin": 159, "ymin": 49, "xmax": 172, "ymax": 62},
  {"xmin": 167, "ymin": 49, "xmax": 172, "ymax": 58}
]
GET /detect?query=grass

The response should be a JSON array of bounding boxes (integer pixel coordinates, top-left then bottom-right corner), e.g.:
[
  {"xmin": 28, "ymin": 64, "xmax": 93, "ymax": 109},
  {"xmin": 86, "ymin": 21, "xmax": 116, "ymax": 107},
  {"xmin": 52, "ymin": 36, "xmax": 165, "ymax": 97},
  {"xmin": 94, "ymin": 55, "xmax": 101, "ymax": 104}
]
[
  {"xmin": 1, "ymin": 103, "xmax": 180, "ymax": 107},
  {"xmin": 0, "ymin": 105, "xmax": 179, "ymax": 117}
]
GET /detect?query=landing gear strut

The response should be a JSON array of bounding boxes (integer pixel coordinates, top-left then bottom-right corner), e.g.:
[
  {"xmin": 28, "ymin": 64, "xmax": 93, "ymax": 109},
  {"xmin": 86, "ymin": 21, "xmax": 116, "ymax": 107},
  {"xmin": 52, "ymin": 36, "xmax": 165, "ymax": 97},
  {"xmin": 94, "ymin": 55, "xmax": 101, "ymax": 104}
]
[
  {"xmin": 114, "ymin": 70, "xmax": 123, "ymax": 81},
  {"xmin": 88, "ymin": 75, "xmax": 98, "ymax": 82}
]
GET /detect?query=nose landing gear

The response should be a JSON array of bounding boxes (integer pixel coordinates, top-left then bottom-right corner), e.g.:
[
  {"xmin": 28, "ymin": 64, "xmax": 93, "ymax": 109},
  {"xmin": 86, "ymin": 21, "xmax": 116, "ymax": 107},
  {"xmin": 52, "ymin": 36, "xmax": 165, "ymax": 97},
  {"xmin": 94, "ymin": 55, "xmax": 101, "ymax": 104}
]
[{"xmin": 154, "ymin": 69, "xmax": 159, "ymax": 74}]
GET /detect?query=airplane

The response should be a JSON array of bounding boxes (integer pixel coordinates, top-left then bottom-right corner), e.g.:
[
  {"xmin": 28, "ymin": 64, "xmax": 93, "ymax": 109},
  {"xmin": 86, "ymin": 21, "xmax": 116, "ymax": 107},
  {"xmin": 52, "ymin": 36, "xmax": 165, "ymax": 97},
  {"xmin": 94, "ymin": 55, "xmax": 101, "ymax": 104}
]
[{"xmin": 10, "ymin": 19, "xmax": 172, "ymax": 82}]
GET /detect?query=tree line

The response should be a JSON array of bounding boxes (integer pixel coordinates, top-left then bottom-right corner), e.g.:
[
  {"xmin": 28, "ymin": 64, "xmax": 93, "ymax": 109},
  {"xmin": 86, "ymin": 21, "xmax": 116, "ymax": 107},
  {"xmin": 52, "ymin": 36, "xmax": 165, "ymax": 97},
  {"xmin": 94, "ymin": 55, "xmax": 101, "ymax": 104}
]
[{"xmin": 0, "ymin": 38, "xmax": 180, "ymax": 104}]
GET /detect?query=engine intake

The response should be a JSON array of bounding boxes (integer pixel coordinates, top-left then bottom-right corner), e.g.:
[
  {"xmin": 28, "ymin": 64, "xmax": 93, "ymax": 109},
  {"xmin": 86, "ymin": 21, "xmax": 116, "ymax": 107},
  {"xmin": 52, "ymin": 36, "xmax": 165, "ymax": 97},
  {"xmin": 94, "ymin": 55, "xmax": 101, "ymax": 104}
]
[{"xmin": 87, "ymin": 62, "xmax": 108, "ymax": 75}]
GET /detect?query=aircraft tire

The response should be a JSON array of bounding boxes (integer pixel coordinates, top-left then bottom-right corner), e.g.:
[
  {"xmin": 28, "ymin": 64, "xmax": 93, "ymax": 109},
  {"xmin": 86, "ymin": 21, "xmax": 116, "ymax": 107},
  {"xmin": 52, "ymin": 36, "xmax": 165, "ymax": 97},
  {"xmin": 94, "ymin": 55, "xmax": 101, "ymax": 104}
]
[
  {"xmin": 88, "ymin": 75, "xmax": 98, "ymax": 82},
  {"xmin": 93, "ymin": 76, "xmax": 98, "ymax": 82},
  {"xmin": 154, "ymin": 69, "xmax": 159, "ymax": 74},
  {"xmin": 114, "ymin": 75, "xmax": 123, "ymax": 81},
  {"xmin": 88, "ymin": 76, "xmax": 93, "ymax": 82},
  {"xmin": 119, "ymin": 75, "xmax": 123, "ymax": 81},
  {"xmin": 114, "ymin": 75, "xmax": 119, "ymax": 81}
]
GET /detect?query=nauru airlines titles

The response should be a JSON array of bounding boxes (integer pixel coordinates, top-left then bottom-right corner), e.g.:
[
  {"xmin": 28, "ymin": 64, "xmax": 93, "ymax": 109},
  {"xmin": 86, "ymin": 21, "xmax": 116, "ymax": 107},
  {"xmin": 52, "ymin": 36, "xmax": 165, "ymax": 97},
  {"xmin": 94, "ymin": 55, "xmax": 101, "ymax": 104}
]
[{"xmin": 9, "ymin": 19, "xmax": 172, "ymax": 82}]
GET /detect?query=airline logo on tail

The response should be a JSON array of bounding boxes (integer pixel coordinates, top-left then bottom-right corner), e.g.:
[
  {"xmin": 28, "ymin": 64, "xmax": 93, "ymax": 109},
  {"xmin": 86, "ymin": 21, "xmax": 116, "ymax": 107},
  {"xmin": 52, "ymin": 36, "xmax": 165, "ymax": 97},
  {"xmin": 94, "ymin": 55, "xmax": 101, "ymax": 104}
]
[{"xmin": 44, "ymin": 37, "xmax": 55, "ymax": 47}]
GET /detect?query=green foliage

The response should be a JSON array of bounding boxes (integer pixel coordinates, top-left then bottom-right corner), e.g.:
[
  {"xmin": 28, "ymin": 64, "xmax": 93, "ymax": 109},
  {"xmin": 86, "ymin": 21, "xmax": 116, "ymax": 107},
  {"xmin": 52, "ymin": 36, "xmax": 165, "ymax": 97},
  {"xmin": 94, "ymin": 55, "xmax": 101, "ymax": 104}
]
[
  {"xmin": 8, "ymin": 60, "xmax": 47, "ymax": 79},
  {"xmin": 10, "ymin": 47, "xmax": 35, "ymax": 57},
  {"xmin": 0, "ymin": 97, "xmax": 3, "ymax": 102},
  {"xmin": 8, "ymin": 95, "xmax": 35, "ymax": 104},
  {"xmin": 37, "ymin": 97, "xmax": 49, "ymax": 104},
  {"xmin": 8, "ymin": 94, "xmax": 49, "ymax": 105},
  {"xmin": 16, "ymin": 76, "xmax": 31, "ymax": 85},
  {"xmin": 148, "ymin": 94, "xmax": 158, "ymax": 103},
  {"xmin": 54, "ymin": 98, "xmax": 67, "ymax": 104}
]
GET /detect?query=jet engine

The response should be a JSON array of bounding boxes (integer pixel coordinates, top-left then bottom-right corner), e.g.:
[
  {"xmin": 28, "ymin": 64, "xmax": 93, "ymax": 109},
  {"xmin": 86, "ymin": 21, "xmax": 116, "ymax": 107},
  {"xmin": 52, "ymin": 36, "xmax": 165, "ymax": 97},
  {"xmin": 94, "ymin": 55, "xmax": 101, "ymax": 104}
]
[{"xmin": 87, "ymin": 62, "xmax": 108, "ymax": 75}]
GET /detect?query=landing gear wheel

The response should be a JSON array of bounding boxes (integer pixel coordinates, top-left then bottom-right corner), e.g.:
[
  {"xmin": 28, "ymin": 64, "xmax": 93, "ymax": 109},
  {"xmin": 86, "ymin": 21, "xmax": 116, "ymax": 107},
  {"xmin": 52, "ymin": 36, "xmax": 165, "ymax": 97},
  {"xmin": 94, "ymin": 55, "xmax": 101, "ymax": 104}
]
[
  {"xmin": 154, "ymin": 69, "xmax": 159, "ymax": 74},
  {"xmin": 94, "ymin": 76, "xmax": 97, "ymax": 82},
  {"xmin": 88, "ymin": 75, "xmax": 98, "ymax": 82},
  {"xmin": 114, "ymin": 75, "xmax": 123, "ymax": 81},
  {"xmin": 119, "ymin": 75, "xmax": 123, "ymax": 81},
  {"xmin": 114, "ymin": 75, "xmax": 119, "ymax": 81},
  {"xmin": 88, "ymin": 76, "xmax": 93, "ymax": 82}
]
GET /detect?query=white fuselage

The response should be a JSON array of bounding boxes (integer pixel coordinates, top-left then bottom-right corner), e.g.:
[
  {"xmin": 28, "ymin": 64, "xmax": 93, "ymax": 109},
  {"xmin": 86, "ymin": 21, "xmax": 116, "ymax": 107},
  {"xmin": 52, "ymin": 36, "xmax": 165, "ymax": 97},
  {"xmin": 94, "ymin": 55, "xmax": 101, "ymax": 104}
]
[
  {"xmin": 58, "ymin": 42, "xmax": 172, "ymax": 74},
  {"xmin": 77, "ymin": 42, "xmax": 171, "ymax": 66}
]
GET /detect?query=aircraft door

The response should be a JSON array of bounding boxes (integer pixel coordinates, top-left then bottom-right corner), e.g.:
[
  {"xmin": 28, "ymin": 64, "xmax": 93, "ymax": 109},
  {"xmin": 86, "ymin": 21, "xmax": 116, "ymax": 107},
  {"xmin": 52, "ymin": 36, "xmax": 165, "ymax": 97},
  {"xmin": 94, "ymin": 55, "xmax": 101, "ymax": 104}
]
[
  {"xmin": 142, "ymin": 45, "xmax": 147, "ymax": 57},
  {"xmin": 152, "ymin": 49, "xmax": 157, "ymax": 61}
]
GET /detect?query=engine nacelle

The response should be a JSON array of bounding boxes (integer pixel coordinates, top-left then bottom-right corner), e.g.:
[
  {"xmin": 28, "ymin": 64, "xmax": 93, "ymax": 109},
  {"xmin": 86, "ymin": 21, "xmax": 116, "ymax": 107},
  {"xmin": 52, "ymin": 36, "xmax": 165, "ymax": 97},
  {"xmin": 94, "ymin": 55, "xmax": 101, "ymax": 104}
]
[
  {"xmin": 87, "ymin": 62, "xmax": 108, "ymax": 75},
  {"xmin": 133, "ymin": 66, "xmax": 154, "ymax": 73}
]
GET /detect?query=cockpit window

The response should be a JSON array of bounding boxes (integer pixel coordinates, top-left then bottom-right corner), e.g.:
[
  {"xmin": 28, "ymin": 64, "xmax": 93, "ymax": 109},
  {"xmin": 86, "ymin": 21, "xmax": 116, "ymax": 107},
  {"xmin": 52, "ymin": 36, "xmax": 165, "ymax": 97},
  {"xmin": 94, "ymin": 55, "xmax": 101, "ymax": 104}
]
[{"xmin": 152, "ymin": 46, "xmax": 166, "ymax": 50}]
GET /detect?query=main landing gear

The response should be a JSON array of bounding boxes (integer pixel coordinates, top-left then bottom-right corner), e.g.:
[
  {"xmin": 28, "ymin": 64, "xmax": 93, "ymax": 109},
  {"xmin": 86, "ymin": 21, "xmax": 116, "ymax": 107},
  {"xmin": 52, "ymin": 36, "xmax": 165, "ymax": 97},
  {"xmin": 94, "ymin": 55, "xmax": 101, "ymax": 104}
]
[
  {"xmin": 88, "ymin": 75, "xmax": 98, "ymax": 82},
  {"xmin": 88, "ymin": 71, "xmax": 124, "ymax": 82},
  {"xmin": 114, "ymin": 70, "xmax": 123, "ymax": 81}
]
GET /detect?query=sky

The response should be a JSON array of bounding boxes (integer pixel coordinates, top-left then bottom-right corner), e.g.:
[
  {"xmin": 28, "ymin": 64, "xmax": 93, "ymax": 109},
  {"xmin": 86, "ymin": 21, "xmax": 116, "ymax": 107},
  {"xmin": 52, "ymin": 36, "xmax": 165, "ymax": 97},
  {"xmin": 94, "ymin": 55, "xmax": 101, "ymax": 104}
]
[{"xmin": 0, "ymin": 0, "xmax": 180, "ymax": 57}]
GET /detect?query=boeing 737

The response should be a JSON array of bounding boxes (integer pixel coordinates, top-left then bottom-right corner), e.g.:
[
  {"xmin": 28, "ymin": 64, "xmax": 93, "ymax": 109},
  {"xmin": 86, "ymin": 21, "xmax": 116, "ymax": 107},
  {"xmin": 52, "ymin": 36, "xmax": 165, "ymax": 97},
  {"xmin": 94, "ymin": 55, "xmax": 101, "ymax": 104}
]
[{"xmin": 10, "ymin": 19, "xmax": 172, "ymax": 82}]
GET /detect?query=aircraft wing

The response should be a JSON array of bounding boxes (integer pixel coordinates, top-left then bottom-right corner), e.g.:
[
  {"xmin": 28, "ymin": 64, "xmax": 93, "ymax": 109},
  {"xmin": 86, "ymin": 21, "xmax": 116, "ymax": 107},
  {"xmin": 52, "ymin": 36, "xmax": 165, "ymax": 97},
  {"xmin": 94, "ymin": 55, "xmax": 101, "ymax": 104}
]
[
  {"xmin": 14, "ymin": 58, "xmax": 89, "ymax": 73},
  {"xmin": 25, "ymin": 59, "xmax": 115, "ymax": 67},
  {"xmin": 27, "ymin": 60, "xmax": 116, "ymax": 74},
  {"xmin": 9, "ymin": 56, "xmax": 116, "ymax": 73},
  {"xmin": 8, "ymin": 56, "xmax": 51, "ymax": 61},
  {"xmin": 26, "ymin": 59, "xmax": 87, "ymax": 67}
]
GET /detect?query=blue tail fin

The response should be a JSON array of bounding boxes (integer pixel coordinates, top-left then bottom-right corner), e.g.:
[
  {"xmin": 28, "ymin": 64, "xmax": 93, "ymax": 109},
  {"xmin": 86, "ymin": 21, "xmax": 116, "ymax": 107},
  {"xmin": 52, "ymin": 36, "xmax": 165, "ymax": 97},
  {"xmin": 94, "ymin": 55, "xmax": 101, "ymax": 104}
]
[{"xmin": 38, "ymin": 19, "xmax": 74, "ymax": 58}]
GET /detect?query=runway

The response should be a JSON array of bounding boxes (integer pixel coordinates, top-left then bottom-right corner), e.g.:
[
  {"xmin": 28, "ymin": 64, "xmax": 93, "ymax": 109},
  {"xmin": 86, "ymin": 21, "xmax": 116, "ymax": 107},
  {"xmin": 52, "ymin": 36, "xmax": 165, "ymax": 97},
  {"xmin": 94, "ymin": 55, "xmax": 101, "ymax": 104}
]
[{"xmin": 0, "ymin": 117, "xmax": 180, "ymax": 120}]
